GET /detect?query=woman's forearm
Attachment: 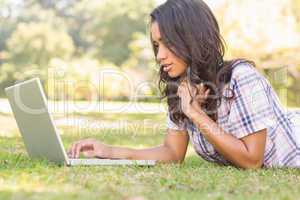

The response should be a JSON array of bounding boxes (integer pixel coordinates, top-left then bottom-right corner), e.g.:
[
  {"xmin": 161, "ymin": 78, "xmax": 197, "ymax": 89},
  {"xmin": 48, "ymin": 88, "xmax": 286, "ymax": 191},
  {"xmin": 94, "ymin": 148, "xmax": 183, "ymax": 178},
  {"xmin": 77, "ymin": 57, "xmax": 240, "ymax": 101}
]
[
  {"xmin": 188, "ymin": 109, "xmax": 262, "ymax": 169},
  {"xmin": 108, "ymin": 145, "xmax": 182, "ymax": 163}
]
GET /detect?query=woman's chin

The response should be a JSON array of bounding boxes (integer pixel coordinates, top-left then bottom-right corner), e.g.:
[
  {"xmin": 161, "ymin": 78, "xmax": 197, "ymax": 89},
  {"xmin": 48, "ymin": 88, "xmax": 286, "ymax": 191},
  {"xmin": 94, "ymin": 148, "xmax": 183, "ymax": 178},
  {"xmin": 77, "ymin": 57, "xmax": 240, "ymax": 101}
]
[
  {"xmin": 168, "ymin": 71, "xmax": 182, "ymax": 78},
  {"xmin": 168, "ymin": 71, "xmax": 178, "ymax": 78}
]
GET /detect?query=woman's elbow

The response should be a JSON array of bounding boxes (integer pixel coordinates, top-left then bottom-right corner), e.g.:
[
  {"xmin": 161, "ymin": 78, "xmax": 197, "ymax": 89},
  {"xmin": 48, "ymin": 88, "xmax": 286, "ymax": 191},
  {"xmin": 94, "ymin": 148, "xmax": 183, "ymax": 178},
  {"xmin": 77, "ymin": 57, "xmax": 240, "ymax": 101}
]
[
  {"xmin": 166, "ymin": 155, "xmax": 185, "ymax": 164},
  {"xmin": 160, "ymin": 157, "xmax": 185, "ymax": 164},
  {"xmin": 241, "ymin": 159, "xmax": 264, "ymax": 170}
]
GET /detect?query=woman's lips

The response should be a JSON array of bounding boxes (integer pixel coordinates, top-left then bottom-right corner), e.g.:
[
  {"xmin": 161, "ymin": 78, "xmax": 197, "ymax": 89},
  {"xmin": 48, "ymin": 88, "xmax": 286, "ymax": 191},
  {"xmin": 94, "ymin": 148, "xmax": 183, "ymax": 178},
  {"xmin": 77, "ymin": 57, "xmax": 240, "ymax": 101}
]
[{"xmin": 163, "ymin": 64, "xmax": 173, "ymax": 72}]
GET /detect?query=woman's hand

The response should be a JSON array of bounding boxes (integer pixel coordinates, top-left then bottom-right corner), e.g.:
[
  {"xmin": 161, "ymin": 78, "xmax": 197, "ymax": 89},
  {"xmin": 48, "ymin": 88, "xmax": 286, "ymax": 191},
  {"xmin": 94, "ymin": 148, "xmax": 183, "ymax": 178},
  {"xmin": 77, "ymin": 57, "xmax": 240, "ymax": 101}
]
[
  {"xmin": 68, "ymin": 138, "xmax": 112, "ymax": 159},
  {"xmin": 177, "ymin": 79, "xmax": 210, "ymax": 118}
]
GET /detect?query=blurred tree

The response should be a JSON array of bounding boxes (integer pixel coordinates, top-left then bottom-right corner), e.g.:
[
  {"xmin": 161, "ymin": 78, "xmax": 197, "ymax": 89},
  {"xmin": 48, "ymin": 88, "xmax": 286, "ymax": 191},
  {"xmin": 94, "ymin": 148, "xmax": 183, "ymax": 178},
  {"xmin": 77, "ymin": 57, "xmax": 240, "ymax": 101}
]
[
  {"xmin": 1, "ymin": 0, "xmax": 299, "ymax": 104},
  {"xmin": 216, "ymin": 0, "xmax": 300, "ymax": 68},
  {"xmin": 122, "ymin": 32, "xmax": 159, "ymax": 101},
  {"xmin": 1, "ymin": 0, "xmax": 157, "ymax": 65},
  {"xmin": 124, "ymin": 32, "xmax": 155, "ymax": 71},
  {"xmin": 213, "ymin": 0, "xmax": 300, "ymax": 106},
  {"xmin": 24, "ymin": 0, "xmax": 156, "ymax": 65},
  {"xmin": 30, "ymin": 0, "xmax": 77, "ymax": 16},
  {"xmin": 2, "ymin": 22, "xmax": 74, "ymax": 83},
  {"xmin": 23, "ymin": 0, "xmax": 85, "ymax": 54},
  {"xmin": 76, "ymin": 0, "xmax": 156, "ymax": 66},
  {"xmin": 0, "ymin": 0, "xmax": 18, "ymax": 54},
  {"xmin": 7, "ymin": 22, "xmax": 74, "ymax": 66}
]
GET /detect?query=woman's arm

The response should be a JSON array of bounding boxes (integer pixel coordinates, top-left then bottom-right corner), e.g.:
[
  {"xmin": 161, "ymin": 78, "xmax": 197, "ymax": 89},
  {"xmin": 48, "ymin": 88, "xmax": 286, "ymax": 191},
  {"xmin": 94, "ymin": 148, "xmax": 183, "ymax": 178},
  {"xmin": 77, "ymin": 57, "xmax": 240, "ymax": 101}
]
[
  {"xmin": 189, "ymin": 108, "xmax": 266, "ymax": 169},
  {"xmin": 177, "ymin": 80, "xmax": 266, "ymax": 169},
  {"xmin": 68, "ymin": 129, "xmax": 189, "ymax": 163},
  {"xmin": 110, "ymin": 130, "xmax": 189, "ymax": 163}
]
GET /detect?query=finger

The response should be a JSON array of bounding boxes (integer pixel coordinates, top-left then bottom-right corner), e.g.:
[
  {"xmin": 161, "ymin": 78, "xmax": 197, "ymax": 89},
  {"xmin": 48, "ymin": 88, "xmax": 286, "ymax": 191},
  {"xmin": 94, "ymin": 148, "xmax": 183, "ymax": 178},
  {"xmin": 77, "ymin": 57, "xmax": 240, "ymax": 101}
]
[
  {"xmin": 69, "ymin": 139, "xmax": 93, "ymax": 158},
  {"xmin": 196, "ymin": 83, "xmax": 205, "ymax": 95},
  {"xmin": 67, "ymin": 146, "xmax": 72, "ymax": 156},
  {"xmin": 75, "ymin": 142, "xmax": 93, "ymax": 158},
  {"xmin": 186, "ymin": 81, "xmax": 194, "ymax": 95},
  {"xmin": 67, "ymin": 144, "xmax": 73, "ymax": 156},
  {"xmin": 74, "ymin": 142, "xmax": 85, "ymax": 159},
  {"xmin": 204, "ymin": 89, "xmax": 210, "ymax": 99},
  {"xmin": 75, "ymin": 142, "xmax": 86, "ymax": 158},
  {"xmin": 83, "ymin": 150, "xmax": 95, "ymax": 158},
  {"xmin": 70, "ymin": 142, "xmax": 79, "ymax": 158},
  {"xmin": 195, "ymin": 95, "xmax": 205, "ymax": 105},
  {"xmin": 195, "ymin": 89, "xmax": 210, "ymax": 100},
  {"xmin": 67, "ymin": 148, "xmax": 72, "ymax": 157},
  {"xmin": 195, "ymin": 94, "xmax": 204, "ymax": 100},
  {"xmin": 201, "ymin": 83, "xmax": 205, "ymax": 93}
]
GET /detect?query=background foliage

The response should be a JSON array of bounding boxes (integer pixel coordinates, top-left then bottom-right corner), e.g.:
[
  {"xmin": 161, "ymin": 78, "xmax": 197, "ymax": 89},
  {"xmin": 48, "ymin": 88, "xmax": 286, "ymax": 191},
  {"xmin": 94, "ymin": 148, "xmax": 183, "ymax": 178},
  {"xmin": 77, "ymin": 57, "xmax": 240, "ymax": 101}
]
[{"xmin": 0, "ymin": 0, "xmax": 300, "ymax": 106}]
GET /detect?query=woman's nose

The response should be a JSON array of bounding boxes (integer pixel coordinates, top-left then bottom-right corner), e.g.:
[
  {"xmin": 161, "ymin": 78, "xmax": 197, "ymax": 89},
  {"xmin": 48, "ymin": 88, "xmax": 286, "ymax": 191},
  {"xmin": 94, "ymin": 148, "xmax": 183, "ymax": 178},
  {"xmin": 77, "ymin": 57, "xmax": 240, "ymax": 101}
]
[{"xmin": 157, "ymin": 46, "xmax": 168, "ymax": 62}]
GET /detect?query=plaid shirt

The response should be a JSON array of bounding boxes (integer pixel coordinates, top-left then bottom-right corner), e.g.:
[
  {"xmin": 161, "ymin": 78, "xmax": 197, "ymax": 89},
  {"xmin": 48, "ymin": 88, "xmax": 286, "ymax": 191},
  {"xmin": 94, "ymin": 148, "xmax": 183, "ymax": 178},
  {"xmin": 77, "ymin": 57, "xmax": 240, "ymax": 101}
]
[{"xmin": 167, "ymin": 62, "xmax": 300, "ymax": 168}]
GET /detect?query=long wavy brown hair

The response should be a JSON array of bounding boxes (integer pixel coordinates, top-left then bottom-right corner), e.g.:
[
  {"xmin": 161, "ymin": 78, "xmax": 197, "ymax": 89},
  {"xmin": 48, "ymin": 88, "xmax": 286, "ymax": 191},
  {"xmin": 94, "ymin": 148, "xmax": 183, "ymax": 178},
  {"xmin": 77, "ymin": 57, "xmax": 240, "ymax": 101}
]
[{"xmin": 150, "ymin": 0, "xmax": 254, "ymax": 125}]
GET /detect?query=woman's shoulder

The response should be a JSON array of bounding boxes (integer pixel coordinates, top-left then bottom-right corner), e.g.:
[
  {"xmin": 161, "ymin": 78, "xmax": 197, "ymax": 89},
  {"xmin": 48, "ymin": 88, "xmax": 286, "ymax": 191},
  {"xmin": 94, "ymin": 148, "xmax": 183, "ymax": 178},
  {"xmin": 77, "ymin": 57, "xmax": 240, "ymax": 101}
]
[
  {"xmin": 229, "ymin": 60, "xmax": 265, "ymax": 88},
  {"xmin": 230, "ymin": 61, "xmax": 260, "ymax": 80}
]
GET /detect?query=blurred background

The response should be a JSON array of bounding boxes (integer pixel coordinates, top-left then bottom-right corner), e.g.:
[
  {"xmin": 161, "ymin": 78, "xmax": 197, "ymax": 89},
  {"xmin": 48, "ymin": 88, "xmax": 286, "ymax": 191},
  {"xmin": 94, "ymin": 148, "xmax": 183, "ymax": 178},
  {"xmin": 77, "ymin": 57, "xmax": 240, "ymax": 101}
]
[{"xmin": 0, "ymin": 0, "xmax": 300, "ymax": 106}]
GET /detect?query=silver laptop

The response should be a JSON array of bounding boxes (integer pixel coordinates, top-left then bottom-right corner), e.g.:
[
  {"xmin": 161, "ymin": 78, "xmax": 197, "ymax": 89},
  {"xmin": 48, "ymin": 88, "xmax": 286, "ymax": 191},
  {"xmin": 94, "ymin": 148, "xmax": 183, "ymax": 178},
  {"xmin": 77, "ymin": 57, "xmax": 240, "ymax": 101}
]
[{"xmin": 5, "ymin": 78, "xmax": 156, "ymax": 166}]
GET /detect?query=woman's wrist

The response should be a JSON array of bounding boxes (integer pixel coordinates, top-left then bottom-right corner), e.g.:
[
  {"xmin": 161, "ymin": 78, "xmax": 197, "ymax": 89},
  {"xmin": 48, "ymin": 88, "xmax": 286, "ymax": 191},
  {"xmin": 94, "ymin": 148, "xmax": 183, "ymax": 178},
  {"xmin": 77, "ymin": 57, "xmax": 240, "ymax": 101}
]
[
  {"xmin": 109, "ymin": 146, "xmax": 133, "ymax": 159},
  {"xmin": 185, "ymin": 105, "xmax": 198, "ymax": 119}
]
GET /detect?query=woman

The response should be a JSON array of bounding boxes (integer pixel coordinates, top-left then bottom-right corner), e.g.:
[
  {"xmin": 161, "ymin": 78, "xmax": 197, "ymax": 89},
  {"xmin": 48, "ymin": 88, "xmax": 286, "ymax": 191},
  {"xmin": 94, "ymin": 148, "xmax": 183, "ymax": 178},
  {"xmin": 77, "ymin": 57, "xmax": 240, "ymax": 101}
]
[{"xmin": 68, "ymin": 0, "xmax": 300, "ymax": 169}]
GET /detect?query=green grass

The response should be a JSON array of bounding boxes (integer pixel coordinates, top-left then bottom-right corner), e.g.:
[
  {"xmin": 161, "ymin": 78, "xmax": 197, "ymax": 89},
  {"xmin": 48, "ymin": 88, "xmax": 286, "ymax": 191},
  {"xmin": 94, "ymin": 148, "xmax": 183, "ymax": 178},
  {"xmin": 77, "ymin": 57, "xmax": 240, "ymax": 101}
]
[{"xmin": 1, "ymin": 113, "xmax": 300, "ymax": 200}]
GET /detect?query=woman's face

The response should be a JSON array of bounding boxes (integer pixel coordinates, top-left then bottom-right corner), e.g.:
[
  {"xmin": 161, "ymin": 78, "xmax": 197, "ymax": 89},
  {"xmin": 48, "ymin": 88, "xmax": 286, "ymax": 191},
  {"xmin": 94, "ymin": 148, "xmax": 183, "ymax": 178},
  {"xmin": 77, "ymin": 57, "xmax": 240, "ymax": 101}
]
[{"xmin": 151, "ymin": 22, "xmax": 188, "ymax": 78}]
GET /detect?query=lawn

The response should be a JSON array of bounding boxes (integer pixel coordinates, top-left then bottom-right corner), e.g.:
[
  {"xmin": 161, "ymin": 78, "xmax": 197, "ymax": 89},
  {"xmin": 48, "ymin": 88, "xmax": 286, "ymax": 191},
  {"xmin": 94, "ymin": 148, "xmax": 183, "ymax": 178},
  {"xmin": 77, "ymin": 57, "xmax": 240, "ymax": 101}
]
[{"xmin": 1, "ymin": 112, "xmax": 300, "ymax": 200}]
